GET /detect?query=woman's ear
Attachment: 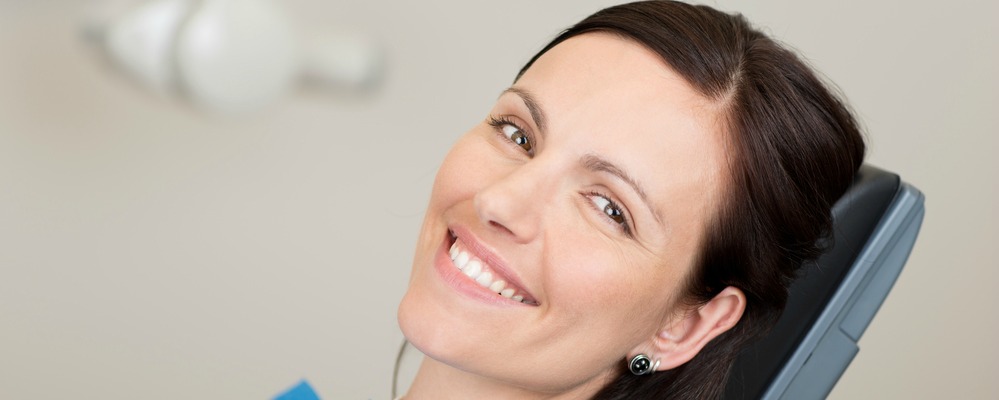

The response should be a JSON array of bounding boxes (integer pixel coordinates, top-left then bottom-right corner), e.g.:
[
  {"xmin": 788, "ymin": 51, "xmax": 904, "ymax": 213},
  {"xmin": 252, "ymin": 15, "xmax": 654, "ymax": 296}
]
[{"xmin": 645, "ymin": 286, "xmax": 746, "ymax": 370}]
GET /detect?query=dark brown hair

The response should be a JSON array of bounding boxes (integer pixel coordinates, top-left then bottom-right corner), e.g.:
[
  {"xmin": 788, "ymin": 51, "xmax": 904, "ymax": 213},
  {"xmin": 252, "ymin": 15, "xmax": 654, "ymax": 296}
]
[{"xmin": 517, "ymin": 1, "xmax": 865, "ymax": 399}]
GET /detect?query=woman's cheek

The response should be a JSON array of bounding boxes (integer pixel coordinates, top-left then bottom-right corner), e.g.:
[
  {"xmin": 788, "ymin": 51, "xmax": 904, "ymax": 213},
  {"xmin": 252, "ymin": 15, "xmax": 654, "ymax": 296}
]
[
  {"xmin": 430, "ymin": 137, "xmax": 481, "ymax": 204},
  {"xmin": 546, "ymin": 235, "xmax": 633, "ymax": 307}
]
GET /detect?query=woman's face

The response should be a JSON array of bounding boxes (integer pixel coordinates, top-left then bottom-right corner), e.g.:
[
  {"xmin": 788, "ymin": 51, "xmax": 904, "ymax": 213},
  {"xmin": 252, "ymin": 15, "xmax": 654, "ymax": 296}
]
[{"xmin": 398, "ymin": 33, "xmax": 730, "ymax": 394}]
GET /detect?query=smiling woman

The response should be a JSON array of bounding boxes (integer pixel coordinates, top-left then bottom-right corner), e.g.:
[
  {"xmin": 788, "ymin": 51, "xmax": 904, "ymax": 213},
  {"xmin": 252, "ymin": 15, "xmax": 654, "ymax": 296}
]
[{"xmin": 397, "ymin": 1, "xmax": 864, "ymax": 399}]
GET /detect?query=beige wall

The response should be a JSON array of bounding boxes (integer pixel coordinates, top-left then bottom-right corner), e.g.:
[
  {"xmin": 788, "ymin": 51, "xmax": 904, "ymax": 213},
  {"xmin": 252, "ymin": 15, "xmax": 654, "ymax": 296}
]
[{"xmin": 0, "ymin": 1, "xmax": 995, "ymax": 398}]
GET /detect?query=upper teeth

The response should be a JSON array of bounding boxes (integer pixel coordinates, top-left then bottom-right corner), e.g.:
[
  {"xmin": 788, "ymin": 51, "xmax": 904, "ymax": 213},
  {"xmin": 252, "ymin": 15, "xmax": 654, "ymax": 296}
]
[{"xmin": 450, "ymin": 239, "xmax": 530, "ymax": 304}]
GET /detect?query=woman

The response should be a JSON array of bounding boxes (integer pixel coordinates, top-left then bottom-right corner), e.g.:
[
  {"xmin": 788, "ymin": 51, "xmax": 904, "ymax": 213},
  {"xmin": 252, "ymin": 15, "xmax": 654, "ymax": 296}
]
[{"xmin": 397, "ymin": 1, "xmax": 864, "ymax": 399}]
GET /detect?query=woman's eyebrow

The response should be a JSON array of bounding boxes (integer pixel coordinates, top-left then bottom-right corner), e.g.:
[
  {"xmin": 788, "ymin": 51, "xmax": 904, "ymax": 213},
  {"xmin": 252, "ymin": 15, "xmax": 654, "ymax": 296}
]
[
  {"xmin": 501, "ymin": 87, "xmax": 548, "ymax": 136},
  {"xmin": 582, "ymin": 153, "xmax": 665, "ymax": 227}
]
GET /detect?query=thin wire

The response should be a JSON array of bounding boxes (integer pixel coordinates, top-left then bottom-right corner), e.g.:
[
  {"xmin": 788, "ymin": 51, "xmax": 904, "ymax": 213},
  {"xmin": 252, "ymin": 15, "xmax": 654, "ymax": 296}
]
[{"xmin": 391, "ymin": 339, "xmax": 409, "ymax": 399}]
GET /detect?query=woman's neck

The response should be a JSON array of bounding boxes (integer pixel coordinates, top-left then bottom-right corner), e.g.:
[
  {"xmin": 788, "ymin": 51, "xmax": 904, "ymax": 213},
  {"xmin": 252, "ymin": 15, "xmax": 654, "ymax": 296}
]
[{"xmin": 403, "ymin": 356, "xmax": 611, "ymax": 400}]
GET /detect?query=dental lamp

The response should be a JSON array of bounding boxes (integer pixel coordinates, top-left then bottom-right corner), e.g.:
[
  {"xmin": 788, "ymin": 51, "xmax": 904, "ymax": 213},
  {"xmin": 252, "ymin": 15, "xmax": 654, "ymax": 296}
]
[{"xmin": 83, "ymin": 0, "xmax": 383, "ymax": 113}]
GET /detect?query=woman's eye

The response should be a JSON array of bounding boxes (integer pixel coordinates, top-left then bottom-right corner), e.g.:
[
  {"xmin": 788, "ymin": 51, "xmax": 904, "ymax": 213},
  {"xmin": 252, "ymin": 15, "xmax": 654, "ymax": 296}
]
[
  {"xmin": 501, "ymin": 124, "xmax": 533, "ymax": 153},
  {"xmin": 589, "ymin": 194, "xmax": 629, "ymax": 229},
  {"xmin": 488, "ymin": 116, "xmax": 534, "ymax": 155}
]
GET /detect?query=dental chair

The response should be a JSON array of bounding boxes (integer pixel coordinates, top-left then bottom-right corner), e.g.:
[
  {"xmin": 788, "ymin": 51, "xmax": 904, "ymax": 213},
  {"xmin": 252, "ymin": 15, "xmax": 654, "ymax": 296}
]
[{"xmin": 722, "ymin": 165, "xmax": 925, "ymax": 399}]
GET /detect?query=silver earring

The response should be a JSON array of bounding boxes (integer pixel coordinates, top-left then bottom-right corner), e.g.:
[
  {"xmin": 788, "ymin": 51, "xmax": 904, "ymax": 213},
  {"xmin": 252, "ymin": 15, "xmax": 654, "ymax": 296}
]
[{"xmin": 629, "ymin": 354, "xmax": 660, "ymax": 375}]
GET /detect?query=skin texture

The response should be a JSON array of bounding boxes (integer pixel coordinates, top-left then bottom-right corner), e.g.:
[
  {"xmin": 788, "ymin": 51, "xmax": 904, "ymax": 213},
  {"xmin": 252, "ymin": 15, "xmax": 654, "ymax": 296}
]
[{"xmin": 397, "ymin": 33, "xmax": 746, "ymax": 400}]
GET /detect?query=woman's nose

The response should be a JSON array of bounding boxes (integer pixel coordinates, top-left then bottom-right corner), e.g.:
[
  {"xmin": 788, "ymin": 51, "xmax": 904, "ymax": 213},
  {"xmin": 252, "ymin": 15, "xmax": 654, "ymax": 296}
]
[{"xmin": 472, "ymin": 162, "xmax": 553, "ymax": 243}]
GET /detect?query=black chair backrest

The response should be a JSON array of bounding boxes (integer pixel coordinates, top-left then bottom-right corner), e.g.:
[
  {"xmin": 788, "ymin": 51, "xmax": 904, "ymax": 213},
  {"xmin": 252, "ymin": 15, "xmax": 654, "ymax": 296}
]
[{"xmin": 723, "ymin": 165, "xmax": 922, "ymax": 399}]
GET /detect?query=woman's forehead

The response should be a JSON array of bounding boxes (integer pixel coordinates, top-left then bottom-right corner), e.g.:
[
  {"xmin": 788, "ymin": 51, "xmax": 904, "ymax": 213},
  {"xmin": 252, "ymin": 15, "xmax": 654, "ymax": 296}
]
[
  {"xmin": 511, "ymin": 33, "xmax": 729, "ymax": 199},
  {"xmin": 516, "ymin": 33, "xmax": 715, "ymax": 119},
  {"xmin": 512, "ymin": 33, "xmax": 726, "ymax": 164}
]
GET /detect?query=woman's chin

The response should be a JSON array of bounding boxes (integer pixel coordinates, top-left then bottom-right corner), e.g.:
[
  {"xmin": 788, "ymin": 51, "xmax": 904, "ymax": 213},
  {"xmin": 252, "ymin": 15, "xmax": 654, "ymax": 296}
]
[
  {"xmin": 397, "ymin": 278, "xmax": 432, "ymax": 349},
  {"xmin": 397, "ymin": 265, "xmax": 456, "ymax": 363}
]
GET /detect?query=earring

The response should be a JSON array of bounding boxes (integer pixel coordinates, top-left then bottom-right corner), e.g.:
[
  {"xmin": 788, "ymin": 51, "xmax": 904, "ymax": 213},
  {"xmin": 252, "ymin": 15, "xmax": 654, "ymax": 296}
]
[{"xmin": 628, "ymin": 354, "xmax": 660, "ymax": 375}]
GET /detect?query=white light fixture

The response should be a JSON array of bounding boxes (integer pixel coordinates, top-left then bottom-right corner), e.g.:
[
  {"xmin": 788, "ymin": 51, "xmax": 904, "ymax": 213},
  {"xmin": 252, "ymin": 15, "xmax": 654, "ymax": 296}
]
[{"xmin": 84, "ymin": 0, "xmax": 383, "ymax": 113}]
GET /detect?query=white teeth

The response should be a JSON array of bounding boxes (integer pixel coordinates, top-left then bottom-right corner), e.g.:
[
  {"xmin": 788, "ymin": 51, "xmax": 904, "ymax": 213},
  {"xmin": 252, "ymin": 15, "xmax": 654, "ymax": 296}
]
[
  {"xmin": 489, "ymin": 280, "xmax": 506, "ymax": 293},
  {"xmin": 462, "ymin": 260, "xmax": 482, "ymax": 279},
  {"xmin": 475, "ymin": 271, "xmax": 493, "ymax": 287},
  {"xmin": 454, "ymin": 252, "xmax": 470, "ymax": 269},
  {"xmin": 450, "ymin": 239, "xmax": 531, "ymax": 304}
]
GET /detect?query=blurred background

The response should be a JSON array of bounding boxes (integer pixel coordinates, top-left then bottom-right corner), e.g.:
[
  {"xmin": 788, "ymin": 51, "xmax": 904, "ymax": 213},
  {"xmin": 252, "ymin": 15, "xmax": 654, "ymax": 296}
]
[{"xmin": 0, "ymin": 0, "xmax": 995, "ymax": 398}]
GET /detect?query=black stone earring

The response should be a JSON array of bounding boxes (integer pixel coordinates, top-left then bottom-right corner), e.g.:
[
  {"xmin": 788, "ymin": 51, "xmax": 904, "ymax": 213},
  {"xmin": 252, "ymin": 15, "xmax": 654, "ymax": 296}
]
[{"xmin": 629, "ymin": 354, "xmax": 659, "ymax": 375}]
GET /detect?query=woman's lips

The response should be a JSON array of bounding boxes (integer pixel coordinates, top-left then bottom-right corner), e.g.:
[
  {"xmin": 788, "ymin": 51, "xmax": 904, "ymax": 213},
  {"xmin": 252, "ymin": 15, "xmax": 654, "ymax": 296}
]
[{"xmin": 433, "ymin": 227, "xmax": 539, "ymax": 306}]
